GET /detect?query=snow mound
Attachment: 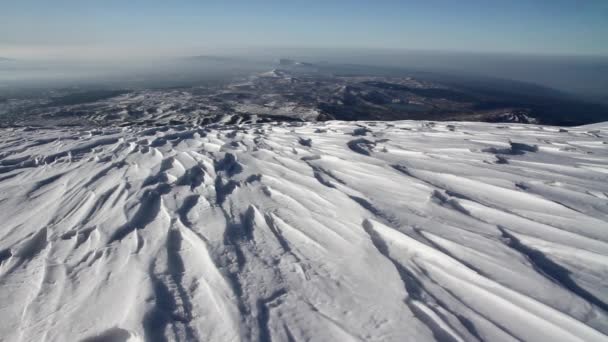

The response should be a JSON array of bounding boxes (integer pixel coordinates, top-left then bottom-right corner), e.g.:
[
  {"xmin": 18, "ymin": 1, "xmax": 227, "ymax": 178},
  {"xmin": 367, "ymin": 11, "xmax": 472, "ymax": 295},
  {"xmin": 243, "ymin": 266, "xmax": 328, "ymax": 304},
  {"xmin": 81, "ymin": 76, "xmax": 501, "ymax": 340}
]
[{"xmin": 0, "ymin": 120, "xmax": 607, "ymax": 341}]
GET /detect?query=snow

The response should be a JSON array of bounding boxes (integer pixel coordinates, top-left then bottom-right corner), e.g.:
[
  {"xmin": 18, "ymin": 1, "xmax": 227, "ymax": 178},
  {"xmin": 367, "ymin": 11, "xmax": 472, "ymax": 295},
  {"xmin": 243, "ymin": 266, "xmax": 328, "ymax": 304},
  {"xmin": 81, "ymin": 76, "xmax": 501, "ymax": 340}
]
[{"xmin": 0, "ymin": 120, "xmax": 607, "ymax": 341}]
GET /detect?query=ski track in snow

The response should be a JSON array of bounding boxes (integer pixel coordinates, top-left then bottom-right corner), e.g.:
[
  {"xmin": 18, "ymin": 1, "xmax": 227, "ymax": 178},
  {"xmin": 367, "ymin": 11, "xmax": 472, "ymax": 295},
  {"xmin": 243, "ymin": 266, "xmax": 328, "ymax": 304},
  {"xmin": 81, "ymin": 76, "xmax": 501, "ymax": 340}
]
[{"xmin": 0, "ymin": 120, "xmax": 607, "ymax": 342}]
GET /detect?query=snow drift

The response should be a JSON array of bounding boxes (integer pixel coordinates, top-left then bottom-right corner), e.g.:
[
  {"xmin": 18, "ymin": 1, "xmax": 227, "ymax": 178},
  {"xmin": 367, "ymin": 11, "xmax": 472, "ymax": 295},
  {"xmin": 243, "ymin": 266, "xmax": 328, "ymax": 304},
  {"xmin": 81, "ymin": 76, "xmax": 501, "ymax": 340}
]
[{"xmin": 0, "ymin": 120, "xmax": 607, "ymax": 341}]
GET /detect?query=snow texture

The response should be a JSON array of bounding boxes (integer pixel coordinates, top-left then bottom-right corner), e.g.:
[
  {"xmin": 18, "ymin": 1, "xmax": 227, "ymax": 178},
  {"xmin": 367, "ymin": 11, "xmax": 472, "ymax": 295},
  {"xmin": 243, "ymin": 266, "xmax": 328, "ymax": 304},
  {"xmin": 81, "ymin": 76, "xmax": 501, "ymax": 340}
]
[{"xmin": 0, "ymin": 120, "xmax": 607, "ymax": 341}]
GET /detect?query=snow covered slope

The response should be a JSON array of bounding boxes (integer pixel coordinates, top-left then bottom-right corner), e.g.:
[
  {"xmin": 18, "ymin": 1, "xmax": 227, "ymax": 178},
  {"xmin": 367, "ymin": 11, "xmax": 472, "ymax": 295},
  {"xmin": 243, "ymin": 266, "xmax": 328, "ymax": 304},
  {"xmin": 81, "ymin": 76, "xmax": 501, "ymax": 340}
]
[{"xmin": 0, "ymin": 120, "xmax": 607, "ymax": 342}]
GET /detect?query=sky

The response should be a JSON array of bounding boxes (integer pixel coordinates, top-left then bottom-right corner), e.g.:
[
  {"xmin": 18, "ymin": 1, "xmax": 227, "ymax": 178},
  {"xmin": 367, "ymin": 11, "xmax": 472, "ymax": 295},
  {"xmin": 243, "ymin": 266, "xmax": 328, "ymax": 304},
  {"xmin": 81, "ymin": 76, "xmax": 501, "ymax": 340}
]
[{"xmin": 1, "ymin": 0, "xmax": 607, "ymax": 60}]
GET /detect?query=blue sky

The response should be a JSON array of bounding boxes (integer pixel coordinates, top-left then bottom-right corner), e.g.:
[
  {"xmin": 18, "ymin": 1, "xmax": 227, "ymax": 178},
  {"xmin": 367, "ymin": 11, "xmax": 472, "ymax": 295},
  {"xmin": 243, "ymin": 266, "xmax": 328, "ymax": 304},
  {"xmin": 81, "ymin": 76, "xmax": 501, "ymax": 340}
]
[{"xmin": 1, "ymin": 0, "xmax": 607, "ymax": 59}]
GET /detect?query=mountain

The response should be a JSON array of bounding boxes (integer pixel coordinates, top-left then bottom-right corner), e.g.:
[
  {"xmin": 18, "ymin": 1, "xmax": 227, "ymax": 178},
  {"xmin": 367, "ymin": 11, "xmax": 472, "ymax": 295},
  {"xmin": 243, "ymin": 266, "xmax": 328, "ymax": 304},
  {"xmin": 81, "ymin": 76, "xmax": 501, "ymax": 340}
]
[
  {"xmin": 3, "ymin": 63, "xmax": 607, "ymax": 128},
  {"xmin": 0, "ymin": 120, "xmax": 607, "ymax": 341}
]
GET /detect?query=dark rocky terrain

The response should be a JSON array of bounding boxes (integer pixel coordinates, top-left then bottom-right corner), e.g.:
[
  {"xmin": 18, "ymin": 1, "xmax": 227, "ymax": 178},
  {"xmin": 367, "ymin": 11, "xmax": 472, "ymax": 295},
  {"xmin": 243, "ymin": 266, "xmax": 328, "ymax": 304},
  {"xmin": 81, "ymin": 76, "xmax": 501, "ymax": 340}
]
[{"xmin": 2, "ymin": 61, "xmax": 607, "ymax": 127}]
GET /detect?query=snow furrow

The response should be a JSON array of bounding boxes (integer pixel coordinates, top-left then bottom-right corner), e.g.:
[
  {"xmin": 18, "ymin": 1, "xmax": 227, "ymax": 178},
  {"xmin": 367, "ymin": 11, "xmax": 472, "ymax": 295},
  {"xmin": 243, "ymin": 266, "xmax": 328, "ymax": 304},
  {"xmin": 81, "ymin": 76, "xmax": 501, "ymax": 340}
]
[{"xmin": 0, "ymin": 120, "xmax": 606, "ymax": 341}]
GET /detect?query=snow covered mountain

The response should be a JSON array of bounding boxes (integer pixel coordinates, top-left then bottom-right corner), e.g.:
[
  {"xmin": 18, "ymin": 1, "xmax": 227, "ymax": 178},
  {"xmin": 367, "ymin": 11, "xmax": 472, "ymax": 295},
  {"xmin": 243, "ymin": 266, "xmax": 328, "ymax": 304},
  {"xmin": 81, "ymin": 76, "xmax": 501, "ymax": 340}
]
[{"xmin": 0, "ymin": 120, "xmax": 607, "ymax": 341}]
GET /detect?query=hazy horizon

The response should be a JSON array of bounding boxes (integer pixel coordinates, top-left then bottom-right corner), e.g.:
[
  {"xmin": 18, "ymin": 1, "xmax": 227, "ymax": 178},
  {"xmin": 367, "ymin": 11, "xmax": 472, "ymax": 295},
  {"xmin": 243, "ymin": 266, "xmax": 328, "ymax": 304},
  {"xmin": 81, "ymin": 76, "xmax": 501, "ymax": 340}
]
[
  {"xmin": 2, "ymin": 48, "xmax": 607, "ymax": 104},
  {"xmin": 2, "ymin": 1, "xmax": 608, "ymax": 103},
  {"xmin": 2, "ymin": 0, "xmax": 608, "ymax": 61}
]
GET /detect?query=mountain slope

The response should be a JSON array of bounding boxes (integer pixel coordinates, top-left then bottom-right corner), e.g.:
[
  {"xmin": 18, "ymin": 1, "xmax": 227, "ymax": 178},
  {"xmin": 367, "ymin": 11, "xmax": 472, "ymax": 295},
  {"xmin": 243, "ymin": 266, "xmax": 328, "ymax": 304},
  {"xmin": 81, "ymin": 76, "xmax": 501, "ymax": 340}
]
[{"xmin": 0, "ymin": 120, "xmax": 607, "ymax": 341}]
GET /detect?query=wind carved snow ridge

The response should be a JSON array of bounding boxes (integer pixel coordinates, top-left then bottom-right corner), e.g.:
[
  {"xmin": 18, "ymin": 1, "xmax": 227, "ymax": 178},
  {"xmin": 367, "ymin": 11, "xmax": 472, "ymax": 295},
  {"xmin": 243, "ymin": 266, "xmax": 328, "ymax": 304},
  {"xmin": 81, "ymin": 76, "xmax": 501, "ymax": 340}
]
[{"xmin": 0, "ymin": 120, "xmax": 607, "ymax": 341}]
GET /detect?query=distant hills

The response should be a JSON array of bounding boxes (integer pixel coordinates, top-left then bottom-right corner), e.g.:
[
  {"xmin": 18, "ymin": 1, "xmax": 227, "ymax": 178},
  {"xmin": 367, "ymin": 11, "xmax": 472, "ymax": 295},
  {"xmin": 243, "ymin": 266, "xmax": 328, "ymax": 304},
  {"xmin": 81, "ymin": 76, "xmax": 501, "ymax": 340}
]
[{"xmin": 184, "ymin": 55, "xmax": 244, "ymax": 63}]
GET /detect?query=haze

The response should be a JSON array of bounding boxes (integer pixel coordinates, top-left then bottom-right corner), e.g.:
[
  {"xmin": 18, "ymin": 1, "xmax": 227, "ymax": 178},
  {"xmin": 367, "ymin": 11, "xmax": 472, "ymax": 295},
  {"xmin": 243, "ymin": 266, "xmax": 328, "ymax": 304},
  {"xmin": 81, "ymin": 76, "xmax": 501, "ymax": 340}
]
[
  {"xmin": 1, "ymin": 0, "xmax": 608, "ymax": 102},
  {"xmin": 2, "ymin": 0, "xmax": 608, "ymax": 60}
]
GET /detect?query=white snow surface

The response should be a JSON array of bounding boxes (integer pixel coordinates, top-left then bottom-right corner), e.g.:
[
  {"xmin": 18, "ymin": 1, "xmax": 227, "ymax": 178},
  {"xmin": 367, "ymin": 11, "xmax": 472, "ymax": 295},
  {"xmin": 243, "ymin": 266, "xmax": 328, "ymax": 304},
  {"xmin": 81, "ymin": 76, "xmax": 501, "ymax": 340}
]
[{"xmin": 0, "ymin": 120, "xmax": 607, "ymax": 342}]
